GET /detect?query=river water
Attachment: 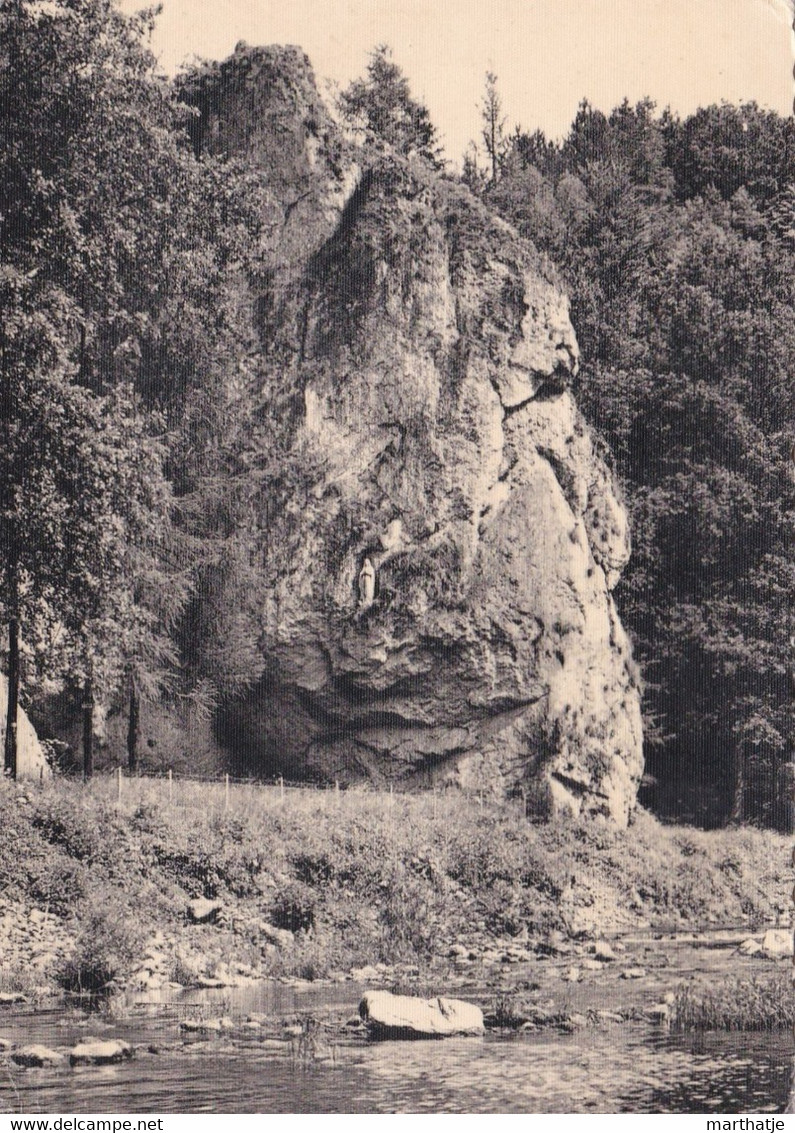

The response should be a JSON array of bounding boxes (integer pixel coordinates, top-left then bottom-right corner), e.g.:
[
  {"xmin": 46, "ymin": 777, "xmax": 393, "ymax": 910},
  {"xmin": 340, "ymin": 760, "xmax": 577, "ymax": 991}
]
[{"xmin": 0, "ymin": 984, "xmax": 791, "ymax": 1114}]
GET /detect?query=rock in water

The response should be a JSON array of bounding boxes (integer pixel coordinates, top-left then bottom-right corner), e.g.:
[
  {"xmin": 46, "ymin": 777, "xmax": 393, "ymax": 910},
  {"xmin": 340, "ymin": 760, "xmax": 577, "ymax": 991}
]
[
  {"xmin": 180, "ymin": 1019, "xmax": 222, "ymax": 1034},
  {"xmin": 591, "ymin": 941, "xmax": 618, "ymax": 962},
  {"xmin": 359, "ymin": 990, "xmax": 485, "ymax": 1039},
  {"xmin": 69, "ymin": 1039, "xmax": 133, "ymax": 1066},
  {"xmin": 197, "ymin": 45, "xmax": 644, "ymax": 825},
  {"xmin": 11, "ymin": 1045, "xmax": 63, "ymax": 1068}
]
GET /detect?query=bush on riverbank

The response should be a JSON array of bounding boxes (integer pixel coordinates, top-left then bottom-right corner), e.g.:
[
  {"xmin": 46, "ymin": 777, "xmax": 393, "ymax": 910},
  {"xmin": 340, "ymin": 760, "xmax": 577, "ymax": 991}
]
[
  {"xmin": 56, "ymin": 896, "xmax": 147, "ymax": 993},
  {"xmin": 0, "ymin": 777, "xmax": 789, "ymax": 990}
]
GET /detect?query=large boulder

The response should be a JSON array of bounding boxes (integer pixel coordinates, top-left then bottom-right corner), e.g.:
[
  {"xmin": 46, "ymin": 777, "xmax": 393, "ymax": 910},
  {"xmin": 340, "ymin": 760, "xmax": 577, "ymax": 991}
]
[
  {"xmin": 200, "ymin": 46, "xmax": 644, "ymax": 825},
  {"xmin": 359, "ymin": 990, "xmax": 485, "ymax": 1039}
]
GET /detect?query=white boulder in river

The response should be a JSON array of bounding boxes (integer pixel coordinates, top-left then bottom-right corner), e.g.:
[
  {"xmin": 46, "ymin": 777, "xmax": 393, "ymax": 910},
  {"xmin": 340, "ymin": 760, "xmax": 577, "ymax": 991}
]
[
  {"xmin": 359, "ymin": 990, "xmax": 485, "ymax": 1039},
  {"xmin": 69, "ymin": 1039, "xmax": 133, "ymax": 1066}
]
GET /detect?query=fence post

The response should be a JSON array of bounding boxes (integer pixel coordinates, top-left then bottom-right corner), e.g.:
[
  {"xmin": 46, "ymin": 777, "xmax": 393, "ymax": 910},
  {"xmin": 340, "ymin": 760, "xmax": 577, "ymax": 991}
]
[
  {"xmin": 279, "ymin": 775, "xmax": 284, "ymax": 802},
  {"xmin": 168, "ymin": 768, "xmax": 173, "ymax": 805},
  {"xmin": 225, "ymin": 773, "xmax": 230, "ymax": 812},
  {"xmin": 433, "ymin": 787, "xmax": 437, "ymax": 821},
  {"xmin": 117, "ymin": 765, "xmax": 122, "ymax": 804},
  {"xmin": 335, "ymin": 780, "xmax": 340, "ymax": 809}
]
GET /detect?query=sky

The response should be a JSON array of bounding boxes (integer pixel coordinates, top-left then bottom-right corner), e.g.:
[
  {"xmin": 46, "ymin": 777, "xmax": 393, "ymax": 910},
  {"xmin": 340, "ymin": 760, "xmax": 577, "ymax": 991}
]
[{"xmin": 123, "ymin": 0, "xmax": 795, "ymax": 163}]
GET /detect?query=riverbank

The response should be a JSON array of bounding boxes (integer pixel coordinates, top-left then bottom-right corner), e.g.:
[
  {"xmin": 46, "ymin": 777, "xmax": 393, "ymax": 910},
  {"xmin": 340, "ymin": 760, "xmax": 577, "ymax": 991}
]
[{"xmin": 0, "ymin": 776, "xmax": 790, "ymax": 1003}]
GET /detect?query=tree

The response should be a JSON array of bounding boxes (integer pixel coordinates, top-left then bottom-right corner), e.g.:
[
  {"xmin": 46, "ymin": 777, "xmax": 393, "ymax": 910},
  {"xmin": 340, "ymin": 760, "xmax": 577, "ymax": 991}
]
[
  {"xmin": 480, "ymin": 72, "xmax": 510, "ymax": 184},
  {"xmin": 461, "ymin": 141, "xmax": 487, "ymax": 196},
  {"xmin": 485, "ymin": 96, "xmax": 795, "ymax": 826},
  {"xmin": 0, "ymin": 0, "xmax": 193, "ymax": 775},
  {"xmin": 338, "ymin": 45, "xmax": 445, "ymax": 168},
  {"xmin": 664, "ymin": 102, "xmax": 795, "ymax": 205}
]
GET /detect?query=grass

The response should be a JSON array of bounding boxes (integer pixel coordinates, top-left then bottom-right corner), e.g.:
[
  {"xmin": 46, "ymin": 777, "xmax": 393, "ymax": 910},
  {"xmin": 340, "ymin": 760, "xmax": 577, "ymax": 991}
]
[
  {"xmin": 0, "ymin": 775, "xmax": 790, "ymax": 993},
  {"xmin": 671, "ymin": 973, "xmax": 795, "ymax": 1032}
]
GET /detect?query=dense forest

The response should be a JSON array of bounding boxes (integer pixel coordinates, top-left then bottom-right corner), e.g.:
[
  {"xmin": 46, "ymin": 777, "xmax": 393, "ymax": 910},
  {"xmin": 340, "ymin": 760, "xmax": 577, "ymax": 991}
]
[
  {"xmin": 465, "ymin": 88, "xmax": 795, "ymax": 827},
  {"xmin": 0, "ymin": 0, "xmax": 270, "ymax": 776},
  {"xmin": 2, "ymin": 2, "xmax": 794, "ymax": 829}
]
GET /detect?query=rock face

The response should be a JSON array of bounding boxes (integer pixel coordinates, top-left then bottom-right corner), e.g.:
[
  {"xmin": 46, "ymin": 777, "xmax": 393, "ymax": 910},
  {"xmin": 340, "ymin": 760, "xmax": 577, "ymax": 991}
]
[
  {"xmin": 0, "ymin": 673, "xmax": 50, "ymax": 780},
  {"xmin": 359, "ymin": 990, "xmax": 485, "ymax": 1039},
  {"xmin": 200, "ymin": 46, "xmax": 644, "ymax": 825}
]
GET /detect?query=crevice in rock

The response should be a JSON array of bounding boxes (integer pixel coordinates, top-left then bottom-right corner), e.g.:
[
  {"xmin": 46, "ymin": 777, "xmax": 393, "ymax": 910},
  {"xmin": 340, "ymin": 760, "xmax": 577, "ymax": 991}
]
[
  {"xmin": 309, "ymin": 167, "xmax": 375, "ymax": 274},
  {"xmin": 378, "ymin": 420, "xmax": 407, "ymax": 454},
  {"xmin": 283, "ymin": 189, "xmax": 313, "ymax": 226},
  {"xmin": 500, "ymin": 368, "xmax": 569, "ymax": 418},
  {"xmin": 333, "ymin": 671, "xmax": 423, "ymax": 705},
  {"xmin": 536, "ymin": 445, "xmax": 581, "ymax": 516},
  {"xmin": 315, "ymin": 712, "xmax": 437, "ymax": 743},
  {"xmin": 497, "ymin": 454, "xmax": 519, "ymax": 483},
  {"xmin": 550, "ymin": 770, "xmax": 590, "ymax": 797},
  {"xmin": 408, "ymin": 746, "xmax": 473, "ymax": 774},
  {"xmin": 502, "ymin": 393, "xmax": 537, "ymax": 418}
]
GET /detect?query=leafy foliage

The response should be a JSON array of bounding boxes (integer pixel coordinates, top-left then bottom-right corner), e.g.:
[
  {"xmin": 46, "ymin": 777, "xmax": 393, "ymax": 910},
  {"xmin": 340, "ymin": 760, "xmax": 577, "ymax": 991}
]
[
  {"xmin": 0, "ymin": 0, "xmax": 192, "ymax": 740},
  {"xmin": 0, "ymin": 0, "xmax": 269, "ymax": 766},
  {"xmin": 57, "ymin": 895, "xmax": 146, "ymax": 992},
  {"xmin": 482, "ymin": 98, "xmax": 795, "ymax": 826},
  {"xmin": 338, "ymin": 45, "xmax": 445, "ymax": 169}
]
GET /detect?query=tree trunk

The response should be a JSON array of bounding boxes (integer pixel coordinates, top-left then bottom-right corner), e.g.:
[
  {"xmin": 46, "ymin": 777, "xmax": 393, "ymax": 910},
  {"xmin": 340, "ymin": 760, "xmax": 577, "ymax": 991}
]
[
  {"xmin": 776, "ymin": 760, "xmax": 795, "ymax": 835},
  {"xmin": 728, "ymin": 743, "xmax": 744, "ymax": 825},
  {"xmin": 127, "ymin": 675, "xmax": 139, "ymax": 775},
  {"xmin": 4, "ymin": 613, "xmax": 19, "ymax": 779},
  {"xmin": 82, "ymin": 674, "xmax": 94, "ymax": 780},
  {"xmin": 0, "ymin": 322, "xmax": 17, "ymax": 779}
]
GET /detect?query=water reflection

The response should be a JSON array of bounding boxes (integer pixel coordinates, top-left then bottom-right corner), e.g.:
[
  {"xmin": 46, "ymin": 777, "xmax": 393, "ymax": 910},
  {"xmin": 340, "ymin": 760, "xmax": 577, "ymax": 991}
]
[{"xmin": 1, "ymin": 1002, "xmax": 791, "ymax": 1113}]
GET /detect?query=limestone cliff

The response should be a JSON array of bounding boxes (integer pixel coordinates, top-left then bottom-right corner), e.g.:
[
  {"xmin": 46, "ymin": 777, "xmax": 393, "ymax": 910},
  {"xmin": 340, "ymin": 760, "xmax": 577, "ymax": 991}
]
[{"xmin": 197, "ymin": 46, "xmax": 644, "ymax": 824}]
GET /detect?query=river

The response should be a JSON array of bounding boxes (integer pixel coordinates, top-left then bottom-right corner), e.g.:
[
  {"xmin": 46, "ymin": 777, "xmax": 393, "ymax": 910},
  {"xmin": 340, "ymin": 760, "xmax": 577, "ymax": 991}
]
[{"xmin": 0, "ymin": 983, "xmax": 791, "ymax": 1114}]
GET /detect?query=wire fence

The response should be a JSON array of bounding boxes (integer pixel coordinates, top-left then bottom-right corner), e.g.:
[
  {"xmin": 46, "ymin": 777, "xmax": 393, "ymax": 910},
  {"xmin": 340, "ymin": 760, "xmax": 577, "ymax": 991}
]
[{"xmin": 51, "ymin": 766, "xmax": 515, "ymax": 823}]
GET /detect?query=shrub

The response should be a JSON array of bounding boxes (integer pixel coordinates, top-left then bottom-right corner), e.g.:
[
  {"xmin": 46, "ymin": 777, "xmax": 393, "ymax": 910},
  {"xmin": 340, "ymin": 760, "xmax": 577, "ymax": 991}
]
[
  {"xmin": 56, "ymin": 898, "xmax": 146, "ymax": 994},
  {"xmin": 447, "ymin": 823, "xmax": 523, "ymax": 888},
  {"xmin": 270, "ymin": 882, "xmax": 316, "ymax": 933},
  {"xmin": 28, "ymin": 858, "xmax": 89, "ymax": 917},
  {"xmin": 489, "ymin": 992, "xmax": 529, "ymax": 1029},
  {"xmin": 377, "ymin": 862, "xmax": 454, "ymax": 962},
  {"xmin": 31, "ymin": 797, "xmax": 105, "ymax": 862},
  {"xmin": 479, "ymin": 878, "xmax": 526, "ymax": 936}
]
